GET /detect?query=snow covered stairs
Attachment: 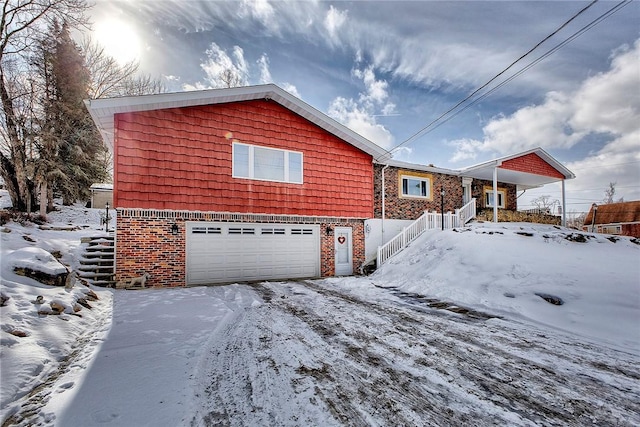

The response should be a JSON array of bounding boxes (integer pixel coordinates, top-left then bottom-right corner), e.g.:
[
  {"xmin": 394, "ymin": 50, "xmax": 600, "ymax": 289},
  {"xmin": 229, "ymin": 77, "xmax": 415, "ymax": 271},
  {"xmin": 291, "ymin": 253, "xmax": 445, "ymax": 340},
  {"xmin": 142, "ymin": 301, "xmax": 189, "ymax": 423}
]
[
  {"xmin": 377, "ymin": 198, "xmax": 477, "ymax": 268},
  {"xmin": 78, "ymin": 236, "xmax": 115, "ymax": 287}
]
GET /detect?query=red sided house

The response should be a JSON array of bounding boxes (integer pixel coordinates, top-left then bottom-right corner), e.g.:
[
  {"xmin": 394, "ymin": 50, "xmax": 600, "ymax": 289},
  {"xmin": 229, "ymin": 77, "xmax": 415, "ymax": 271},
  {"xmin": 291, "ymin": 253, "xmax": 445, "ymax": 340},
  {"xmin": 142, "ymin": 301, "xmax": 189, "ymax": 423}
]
[
  {"xmin": 85, "ymin": 84, "xmax": 575, "ymax": 287},
  {"xmin": 582, "ymin": 201, "xmax": 640, "ymax": 238}
]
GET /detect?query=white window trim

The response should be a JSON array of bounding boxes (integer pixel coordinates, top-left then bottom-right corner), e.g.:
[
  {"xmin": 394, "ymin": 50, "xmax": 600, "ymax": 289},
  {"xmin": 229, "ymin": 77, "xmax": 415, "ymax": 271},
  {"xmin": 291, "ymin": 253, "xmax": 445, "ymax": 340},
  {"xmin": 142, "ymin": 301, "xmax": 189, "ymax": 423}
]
[
  {"xmin": 484, "ymin": 189, "xmax": 506, "ymax": 208},
  {"xmin": 232, "ymin": 142, "xmax": 303, "ymax": 184},
  {"xmin": 400, "ymin": 174, "xmax": 431, "ymax": 199}
]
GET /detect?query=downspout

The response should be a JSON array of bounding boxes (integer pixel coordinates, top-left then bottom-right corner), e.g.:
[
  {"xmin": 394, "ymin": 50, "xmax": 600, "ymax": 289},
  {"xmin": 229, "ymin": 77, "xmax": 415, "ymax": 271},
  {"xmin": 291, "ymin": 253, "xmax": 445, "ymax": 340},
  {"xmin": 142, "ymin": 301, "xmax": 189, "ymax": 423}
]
[{"xmin": 381, "ymin": 164, "xmax": 390, "ymax": 245}]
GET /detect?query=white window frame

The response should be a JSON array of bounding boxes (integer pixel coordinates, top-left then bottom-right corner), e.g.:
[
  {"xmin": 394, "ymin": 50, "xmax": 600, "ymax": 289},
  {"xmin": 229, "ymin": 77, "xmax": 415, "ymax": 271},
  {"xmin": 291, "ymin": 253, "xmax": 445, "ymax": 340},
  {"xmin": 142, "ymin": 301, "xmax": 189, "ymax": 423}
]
[
  {"xmin": 601, "ymin": 225, "xmax": 622, "ymax": 235},
  {"xmin": 232, "ymin": 142, "xmax": 303, "ymax": 184},
  {"xmin": 400, "ymin": 175, "xmax": 431, "ymax": 199},
  {"xmin": 484, "ymin": 189, "xmax": 506, "ymax": 208}
]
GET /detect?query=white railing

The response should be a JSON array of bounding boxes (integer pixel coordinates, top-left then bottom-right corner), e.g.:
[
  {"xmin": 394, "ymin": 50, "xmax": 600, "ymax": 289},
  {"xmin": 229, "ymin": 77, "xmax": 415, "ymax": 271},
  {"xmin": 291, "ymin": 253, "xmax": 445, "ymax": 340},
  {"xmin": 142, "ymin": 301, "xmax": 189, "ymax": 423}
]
[{"xmin": 377, "ymin": 199, "xmax": 476, "ymax": 268}]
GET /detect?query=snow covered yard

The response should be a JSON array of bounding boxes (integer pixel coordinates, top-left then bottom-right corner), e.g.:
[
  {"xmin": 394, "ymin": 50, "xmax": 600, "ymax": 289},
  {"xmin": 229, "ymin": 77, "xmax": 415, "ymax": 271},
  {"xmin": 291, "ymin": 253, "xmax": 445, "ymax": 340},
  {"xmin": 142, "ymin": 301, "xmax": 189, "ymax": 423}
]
[{"xmin": 1, "ymin": 194, "xmax": 639, "ymax": 426}]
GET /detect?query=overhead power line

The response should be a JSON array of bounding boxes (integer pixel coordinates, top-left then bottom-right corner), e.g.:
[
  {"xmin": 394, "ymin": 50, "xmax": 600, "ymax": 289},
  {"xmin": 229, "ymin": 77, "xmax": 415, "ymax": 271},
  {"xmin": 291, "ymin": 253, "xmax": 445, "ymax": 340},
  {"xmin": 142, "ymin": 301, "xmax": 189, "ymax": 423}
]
[{"xmin": 376, "ymin": 0, "xmax": 632, "ymax": 161}]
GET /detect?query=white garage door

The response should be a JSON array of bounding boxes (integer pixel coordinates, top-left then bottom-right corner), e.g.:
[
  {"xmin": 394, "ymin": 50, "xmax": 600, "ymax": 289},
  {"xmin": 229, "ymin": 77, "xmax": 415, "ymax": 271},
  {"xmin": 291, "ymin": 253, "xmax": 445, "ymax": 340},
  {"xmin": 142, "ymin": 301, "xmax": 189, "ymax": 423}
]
[{"xmin": 186, "ymin": 222, "xmax": 320, "ymax": 285}]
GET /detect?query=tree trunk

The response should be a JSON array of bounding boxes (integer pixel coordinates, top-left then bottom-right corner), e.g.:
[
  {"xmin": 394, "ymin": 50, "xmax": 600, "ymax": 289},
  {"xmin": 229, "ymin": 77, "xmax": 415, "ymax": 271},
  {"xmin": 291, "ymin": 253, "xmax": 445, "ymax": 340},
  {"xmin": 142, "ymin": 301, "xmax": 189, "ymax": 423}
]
[
  {"xmin": 0, "ymin": 71, "xmax": 33, "ymax": 211},
  {"xmin": 39, "ymin": 180, "xmax": 47, "ymax": 218}
]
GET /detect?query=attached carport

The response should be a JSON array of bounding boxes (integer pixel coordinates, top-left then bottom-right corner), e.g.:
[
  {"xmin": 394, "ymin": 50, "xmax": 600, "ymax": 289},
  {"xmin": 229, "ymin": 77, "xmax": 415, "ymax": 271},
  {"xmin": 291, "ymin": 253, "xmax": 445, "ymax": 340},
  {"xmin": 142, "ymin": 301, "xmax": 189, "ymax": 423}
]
[{"xmin": 460, "ymin": 148, "xmax": 575, "ymax": 225}]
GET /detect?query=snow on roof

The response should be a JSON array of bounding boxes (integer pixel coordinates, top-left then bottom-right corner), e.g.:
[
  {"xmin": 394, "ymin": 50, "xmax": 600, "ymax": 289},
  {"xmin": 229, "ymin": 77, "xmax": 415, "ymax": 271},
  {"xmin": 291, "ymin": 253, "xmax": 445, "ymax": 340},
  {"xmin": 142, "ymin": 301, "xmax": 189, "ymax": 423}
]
[{"xmin": 90, "ymin": 183, "xmax": 113, "ymax": 191}]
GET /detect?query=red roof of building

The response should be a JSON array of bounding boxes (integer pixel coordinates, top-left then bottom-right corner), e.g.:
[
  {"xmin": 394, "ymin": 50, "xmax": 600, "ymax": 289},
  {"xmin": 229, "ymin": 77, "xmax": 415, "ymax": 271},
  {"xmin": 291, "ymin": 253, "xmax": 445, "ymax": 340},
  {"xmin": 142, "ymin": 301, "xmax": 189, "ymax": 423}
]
[{"xmin": 584, "ymin": 200, "xmax": 640, "ymax": 225}]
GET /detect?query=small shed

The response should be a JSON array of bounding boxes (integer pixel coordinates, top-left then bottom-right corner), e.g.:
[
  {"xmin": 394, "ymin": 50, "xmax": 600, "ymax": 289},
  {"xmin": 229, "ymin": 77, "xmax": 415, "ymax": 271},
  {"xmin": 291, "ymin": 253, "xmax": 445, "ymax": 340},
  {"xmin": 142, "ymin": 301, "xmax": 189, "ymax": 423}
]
[
  {"xmin": 90, "ymin": 183, "xmax": 113, "ymax": 209},
  {"xmin": 583, "ymin": 201, "xmax": 640, "ymax": 238}
]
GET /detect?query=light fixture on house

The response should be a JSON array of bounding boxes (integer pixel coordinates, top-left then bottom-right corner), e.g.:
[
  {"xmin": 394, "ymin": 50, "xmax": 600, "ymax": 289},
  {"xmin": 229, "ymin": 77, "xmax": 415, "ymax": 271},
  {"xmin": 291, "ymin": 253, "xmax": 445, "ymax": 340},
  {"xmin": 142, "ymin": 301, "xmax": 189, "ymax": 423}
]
[
  {"xmin": 326, "ymin": 226, "xmax": 333, "ymax": 236},
  {"xmin": 171, "ymin": 223, "xmax": 179, "ymax": 235}
]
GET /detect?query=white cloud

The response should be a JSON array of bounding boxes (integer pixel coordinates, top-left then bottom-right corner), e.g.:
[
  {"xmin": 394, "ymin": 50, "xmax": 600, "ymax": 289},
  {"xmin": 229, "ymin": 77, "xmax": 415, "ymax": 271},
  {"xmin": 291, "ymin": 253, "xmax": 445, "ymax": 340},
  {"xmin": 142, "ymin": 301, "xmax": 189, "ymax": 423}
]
[
  {"xmin": 328, "ymin": 65, "xmax": 396, "ymax": 149},
  {"xmin": 448, "ymin": 40, "xmax": 640, "ymax": 162},
  {"xmin": 257, "ymin": 54, "xmax": 272, "ymax": 84},
  {"xmin": 280, "ymin": 83, "xmax": 300, "ymax": 98},
  {"xmin": 194, "ymin": 43, "xmax": 249, "ymax": 89},
  {"xmin": 324, "ymin": 5, "xmax": 348, "ymax": 43}
]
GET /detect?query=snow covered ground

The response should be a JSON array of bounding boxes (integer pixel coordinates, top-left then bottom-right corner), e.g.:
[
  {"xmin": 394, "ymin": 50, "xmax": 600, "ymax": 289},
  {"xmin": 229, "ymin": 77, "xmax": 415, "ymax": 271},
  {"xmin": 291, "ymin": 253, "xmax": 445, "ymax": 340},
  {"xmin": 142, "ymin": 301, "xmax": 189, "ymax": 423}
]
[{"xmin": 1, "ymin": 193, "xmax": 639, "ymax": 426}]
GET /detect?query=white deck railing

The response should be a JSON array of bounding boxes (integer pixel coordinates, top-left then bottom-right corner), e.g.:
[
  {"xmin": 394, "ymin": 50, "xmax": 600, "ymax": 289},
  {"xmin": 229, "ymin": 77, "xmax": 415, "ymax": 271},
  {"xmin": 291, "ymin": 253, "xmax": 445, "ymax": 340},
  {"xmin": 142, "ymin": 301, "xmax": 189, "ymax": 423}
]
[{"xmin": 377, "ymin": 198, "xmax": 476, "ymax": 268}]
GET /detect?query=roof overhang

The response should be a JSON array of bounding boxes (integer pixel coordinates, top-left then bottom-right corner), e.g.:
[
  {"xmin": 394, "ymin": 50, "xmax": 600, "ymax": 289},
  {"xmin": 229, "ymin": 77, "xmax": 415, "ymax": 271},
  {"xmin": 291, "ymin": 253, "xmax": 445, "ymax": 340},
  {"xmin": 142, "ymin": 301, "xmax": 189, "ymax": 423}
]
[
  {"xmin": 459, "ymin": 147, "xmax": 575, "ymax": 190},
  {"xmin": 84, "ymin": 84, "xmax": 389, "ymax": 159}
]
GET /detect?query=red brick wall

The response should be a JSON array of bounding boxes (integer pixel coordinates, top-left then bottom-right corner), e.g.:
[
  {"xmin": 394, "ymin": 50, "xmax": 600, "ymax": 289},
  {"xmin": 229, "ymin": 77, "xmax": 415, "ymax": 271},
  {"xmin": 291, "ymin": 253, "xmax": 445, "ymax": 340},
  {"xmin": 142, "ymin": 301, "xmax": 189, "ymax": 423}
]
[
  {"xmin": 113, "ymin": 100, "xmax": 373, "ymax": 218},
  {"xmin": 116, "ymin": 215, "xmax": 186, "ymax": 287},
  {"xmin": 320, "ymin": 221, "xmax": 365, "ymax": 277},
  {"xmin": 373, "ymin": 165, "xmax": 464, "ymax": 219},
  {"xmin": 500, "ymin": 153, "xmax": 565, "ymax": 179},
  {"xmin": 115, "ymin": 210, "xmax": 366, "ymax": 287}
]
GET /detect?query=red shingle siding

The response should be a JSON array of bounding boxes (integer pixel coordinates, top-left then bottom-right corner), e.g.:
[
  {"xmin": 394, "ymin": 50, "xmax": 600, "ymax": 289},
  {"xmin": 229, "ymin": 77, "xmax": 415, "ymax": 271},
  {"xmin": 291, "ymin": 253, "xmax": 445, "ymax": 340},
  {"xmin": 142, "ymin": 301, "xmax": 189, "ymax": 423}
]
[
  {"xmin": 500, "ymin": 153, "xmax": 564, "ymax": 179},
  {"xmin": 114, "ymin": 100, "xmax": 373, "ymax": 218}
]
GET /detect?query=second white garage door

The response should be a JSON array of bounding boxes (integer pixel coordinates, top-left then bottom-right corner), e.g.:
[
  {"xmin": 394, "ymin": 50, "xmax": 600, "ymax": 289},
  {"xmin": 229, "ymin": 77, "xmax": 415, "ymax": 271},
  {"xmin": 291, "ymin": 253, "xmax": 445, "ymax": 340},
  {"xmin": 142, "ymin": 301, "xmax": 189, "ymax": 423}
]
[{"xmin": 186, "ymin": 222, "xmax": 320, "ymax": 285}]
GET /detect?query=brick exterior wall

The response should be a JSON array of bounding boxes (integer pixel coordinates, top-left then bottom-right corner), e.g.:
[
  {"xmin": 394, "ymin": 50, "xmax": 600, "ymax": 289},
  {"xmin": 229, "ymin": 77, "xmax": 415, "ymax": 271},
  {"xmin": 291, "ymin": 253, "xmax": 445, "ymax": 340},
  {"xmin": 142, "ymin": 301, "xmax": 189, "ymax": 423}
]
[
  {"xmin": 116, "ymin": 214, "xmax": 186, "ymax": 287},
  {"xmin": 500, "ymin": 153, "xmax": 565, "ymax": 179},
  {"xmin": 116, "ymin": 209, "xmax": 366, "ymax": 287},
  {"xmin": 373, "ymin": 165, "xmax": 463, "ymax": 219}
]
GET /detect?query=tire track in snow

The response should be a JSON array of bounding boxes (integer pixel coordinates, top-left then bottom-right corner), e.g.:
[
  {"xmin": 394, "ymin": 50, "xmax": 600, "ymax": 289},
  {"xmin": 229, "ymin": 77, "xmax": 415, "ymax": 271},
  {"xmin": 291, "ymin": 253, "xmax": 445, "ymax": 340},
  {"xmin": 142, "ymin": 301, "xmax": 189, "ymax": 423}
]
[{"xmin": 192, "ymin": 281, "xmax": 640, "ymax": 427}]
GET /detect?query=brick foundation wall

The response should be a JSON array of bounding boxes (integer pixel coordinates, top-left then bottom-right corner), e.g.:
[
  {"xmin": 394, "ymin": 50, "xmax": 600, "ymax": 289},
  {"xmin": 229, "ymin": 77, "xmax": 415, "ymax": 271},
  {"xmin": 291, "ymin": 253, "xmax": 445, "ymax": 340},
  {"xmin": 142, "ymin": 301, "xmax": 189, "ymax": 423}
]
[
  {"xmin": 116, "ymin": 209, "xmax": 366, "ymax": 287},
  {"xmin": 116, "ymin": 215, "xmax": 186, "ymax": 287}
]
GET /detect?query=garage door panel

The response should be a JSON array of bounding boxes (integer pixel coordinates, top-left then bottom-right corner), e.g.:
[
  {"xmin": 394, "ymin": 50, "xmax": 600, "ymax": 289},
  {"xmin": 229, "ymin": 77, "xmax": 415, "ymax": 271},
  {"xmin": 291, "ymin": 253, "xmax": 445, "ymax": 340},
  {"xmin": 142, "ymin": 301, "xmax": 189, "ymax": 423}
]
[{"xmin": 186, "ymin": 222, "xmax": 320, "ymax": 285}]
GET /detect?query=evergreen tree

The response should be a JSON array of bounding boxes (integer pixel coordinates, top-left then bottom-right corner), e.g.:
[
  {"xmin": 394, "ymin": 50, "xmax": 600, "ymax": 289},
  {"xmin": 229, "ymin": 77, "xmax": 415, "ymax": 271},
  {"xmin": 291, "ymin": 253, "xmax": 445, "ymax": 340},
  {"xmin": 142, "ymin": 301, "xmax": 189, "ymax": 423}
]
[{"xmin": 40, "ymin": 22, "xmax": 108, "ymax": 206}]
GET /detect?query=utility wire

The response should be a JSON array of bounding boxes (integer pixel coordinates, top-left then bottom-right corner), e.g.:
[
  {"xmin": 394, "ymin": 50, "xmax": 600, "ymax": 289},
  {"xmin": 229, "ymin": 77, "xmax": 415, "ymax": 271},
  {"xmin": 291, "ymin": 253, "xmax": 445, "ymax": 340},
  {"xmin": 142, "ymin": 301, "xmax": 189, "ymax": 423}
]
[{"xmin": 376, "ymin": 0, "xmax": 630, "ymax": 161}]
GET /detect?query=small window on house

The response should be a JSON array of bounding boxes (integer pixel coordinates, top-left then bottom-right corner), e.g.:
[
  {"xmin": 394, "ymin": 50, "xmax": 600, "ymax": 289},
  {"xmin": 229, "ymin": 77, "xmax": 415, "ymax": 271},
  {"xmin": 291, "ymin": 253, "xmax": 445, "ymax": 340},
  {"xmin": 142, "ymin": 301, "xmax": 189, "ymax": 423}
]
[
  {"xmin": 261, "ymin": 228, "xmax": 286, "ymax": 235},
  {"xmin": 229, "ymin": 227, "xmax": 255, "ymax": 235},
  {"xmin": 602, "ymin": 225, "xmax": 621, "ymax": 235},
  {"xmin": 484, "ymin": 189, "xmax": 506, "ymax": 208},
  {"xmin": 291, "ymin": 228, "xmax": 314, "ymax": 235},
  {"xmin": 233, "ymin": 142, "xmax": 303, "ymax": 184},
  {"xmin": 401, "ymin": 175, "xmax": 431, "ymax": 199}
]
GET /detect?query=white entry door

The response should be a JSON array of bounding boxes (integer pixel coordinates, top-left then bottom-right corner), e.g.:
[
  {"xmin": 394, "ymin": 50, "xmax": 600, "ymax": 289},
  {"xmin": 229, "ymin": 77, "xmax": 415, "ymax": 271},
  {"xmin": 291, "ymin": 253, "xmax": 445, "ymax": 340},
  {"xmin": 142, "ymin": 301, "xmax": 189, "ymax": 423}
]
[{"xmin": 334, "ymin": 227, "xmax": 353, "ymax": 276}]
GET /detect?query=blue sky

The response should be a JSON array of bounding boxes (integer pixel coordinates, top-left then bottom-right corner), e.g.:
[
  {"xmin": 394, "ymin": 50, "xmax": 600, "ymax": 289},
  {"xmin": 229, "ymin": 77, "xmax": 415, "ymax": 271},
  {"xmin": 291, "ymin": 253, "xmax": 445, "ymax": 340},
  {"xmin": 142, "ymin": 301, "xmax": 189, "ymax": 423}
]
[{"xmin": 89, "ymin": 1, "xmax": 639, "ymax": 215}]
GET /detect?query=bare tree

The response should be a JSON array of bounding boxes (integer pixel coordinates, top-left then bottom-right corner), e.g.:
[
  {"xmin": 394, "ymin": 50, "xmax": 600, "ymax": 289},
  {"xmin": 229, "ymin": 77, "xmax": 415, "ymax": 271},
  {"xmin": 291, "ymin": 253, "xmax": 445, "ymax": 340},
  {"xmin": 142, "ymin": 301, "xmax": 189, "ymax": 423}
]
[
  {"xmin": 81, "ymin": 39, "xmax": 164, "ymax": 98},
  {"xmin": 602, "ymin": 182, "xmax": 624, "ymax": 204},
  {"xmin": 218, "ymin": 68, "xmax": 245, "ymax": 88},
  {"xmin": 531, "ymin": 195, "xmax": 560, "ymax": 214}
]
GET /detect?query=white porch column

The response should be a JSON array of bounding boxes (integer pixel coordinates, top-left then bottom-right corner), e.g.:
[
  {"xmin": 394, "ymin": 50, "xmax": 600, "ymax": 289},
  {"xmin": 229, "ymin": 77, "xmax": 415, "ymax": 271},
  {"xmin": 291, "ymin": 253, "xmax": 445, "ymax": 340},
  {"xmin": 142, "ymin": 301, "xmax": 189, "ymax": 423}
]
[
  {"xmin": 561, "ymin": 179, "xmax": 566, "ymax": 227},
  {"xmin": 493, "ymin": 166, "xmax": 498, "ymax": 223}
]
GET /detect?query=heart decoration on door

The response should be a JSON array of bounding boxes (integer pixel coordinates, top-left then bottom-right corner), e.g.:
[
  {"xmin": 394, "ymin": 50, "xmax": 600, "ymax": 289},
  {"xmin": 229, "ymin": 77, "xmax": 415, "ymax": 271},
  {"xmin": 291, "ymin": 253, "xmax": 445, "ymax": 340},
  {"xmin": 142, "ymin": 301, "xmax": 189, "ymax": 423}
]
[{"xmin": 338, "ymin": 236, "xmax": 346, "ymax": 244}]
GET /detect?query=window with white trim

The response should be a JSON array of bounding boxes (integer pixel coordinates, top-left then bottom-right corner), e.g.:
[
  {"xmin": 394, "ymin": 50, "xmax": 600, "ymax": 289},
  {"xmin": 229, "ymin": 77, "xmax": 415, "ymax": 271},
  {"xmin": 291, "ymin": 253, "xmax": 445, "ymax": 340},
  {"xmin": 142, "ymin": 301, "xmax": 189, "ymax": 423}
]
[
  {"xmin": 400, "ymin": 175, "xmax": 431, "ymax": 199},
  {"xmin": 484, "ymin": 189, "xmax": 506, "ymax": 208},
  {"xmin": 233, "ymin": 142, "xmax": 303, "ymax": 184},
  {"xmin": 601, "ymin": 225, "xmax": 621, "ymax": 235}
]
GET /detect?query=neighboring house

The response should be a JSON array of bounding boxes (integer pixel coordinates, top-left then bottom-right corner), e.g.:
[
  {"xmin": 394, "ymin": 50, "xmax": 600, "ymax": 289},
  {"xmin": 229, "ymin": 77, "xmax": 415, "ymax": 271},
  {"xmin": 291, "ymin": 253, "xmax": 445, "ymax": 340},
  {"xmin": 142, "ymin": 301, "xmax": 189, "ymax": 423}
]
[
  {"xmin": 582, "ymin": 201, "xmax": 640, "ymax": 238},
  {"xmin": 89, "ymin": 183, "xmax": 113, "ymax": 209},
  {"xmin": 85, "ymin": 84, "xmax": 575, "ymax": 287}
]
